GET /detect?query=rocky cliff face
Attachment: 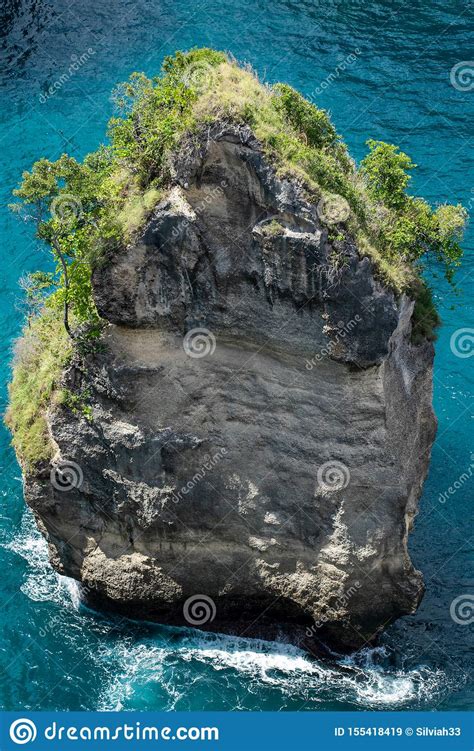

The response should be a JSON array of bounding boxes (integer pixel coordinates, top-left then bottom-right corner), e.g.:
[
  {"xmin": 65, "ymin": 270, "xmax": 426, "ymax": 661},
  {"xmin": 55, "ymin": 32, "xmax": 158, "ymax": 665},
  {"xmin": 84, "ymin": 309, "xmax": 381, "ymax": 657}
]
[{"xmin": 25, "ymin": 124, "xmax": 436, "ymax": 652}]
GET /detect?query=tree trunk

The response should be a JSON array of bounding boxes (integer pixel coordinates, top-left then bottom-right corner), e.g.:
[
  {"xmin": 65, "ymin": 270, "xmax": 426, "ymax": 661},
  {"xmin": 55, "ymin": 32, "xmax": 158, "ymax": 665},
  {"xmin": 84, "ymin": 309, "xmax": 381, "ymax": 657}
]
[{"xmin": 53, "ymin": 239, "xmax": 74, "ymax": 339}]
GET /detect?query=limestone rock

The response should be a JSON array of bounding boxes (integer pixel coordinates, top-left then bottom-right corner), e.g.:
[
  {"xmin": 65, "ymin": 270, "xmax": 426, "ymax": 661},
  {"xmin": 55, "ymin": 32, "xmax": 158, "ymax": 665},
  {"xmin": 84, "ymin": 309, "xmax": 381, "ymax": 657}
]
[{"xmin": 24, "ymin": 124, "xmax": 436, "ymax": 652}]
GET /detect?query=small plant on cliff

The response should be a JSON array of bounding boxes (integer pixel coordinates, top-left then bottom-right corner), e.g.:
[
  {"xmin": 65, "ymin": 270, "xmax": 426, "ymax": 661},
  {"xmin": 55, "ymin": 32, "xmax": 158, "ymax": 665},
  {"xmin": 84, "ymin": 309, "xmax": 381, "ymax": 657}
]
[
  {"xmin": 361, "ymin": 140, "xmax": 466, "ymax": 283},
  {"xmin": 359, "ymin": 139, "xmax": 465, "ymax": 338},
  {"xmin": 272, "ymin": 83, "xmax": 339, "ymax": 150},
  {"xmin": 261, "ymin": 219, "xmax": 285, "ymax": 237}
]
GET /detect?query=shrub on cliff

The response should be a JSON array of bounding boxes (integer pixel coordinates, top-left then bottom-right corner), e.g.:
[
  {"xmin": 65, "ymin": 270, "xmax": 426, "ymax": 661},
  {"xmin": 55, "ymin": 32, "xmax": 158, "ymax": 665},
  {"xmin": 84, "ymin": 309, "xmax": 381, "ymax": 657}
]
[{"xmin": 361, "ymin": 140, "xmax": 465, "ymax": 282}]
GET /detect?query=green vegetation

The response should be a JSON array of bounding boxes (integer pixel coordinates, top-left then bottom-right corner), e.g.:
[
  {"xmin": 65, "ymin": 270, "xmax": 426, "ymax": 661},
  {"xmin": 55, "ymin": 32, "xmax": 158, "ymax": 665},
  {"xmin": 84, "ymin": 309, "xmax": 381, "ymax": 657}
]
[
  {"xmin": 261, "ymin": 219, "xmax": 285, "ymax": 237},
  {"xmin": 6, "ymin": 309, "xmax": 73, "ymax": 471},
  {"xmin": 57, "ymin": 387, "xmax": 93, "ymax": 422},
  {"xmin": 10, "ymin": 153, "xmax": 113, "ymax": 338},
  {"xmin": 410, "ymin": 283, "xmax": 441, "ymax": 344},
  {"xmin": 7, "ymin": 48, "xmax": 466, "ymax": 468},
  {"xmin": 272, "ymin": 83, "xmax": 339, "ymax": 149},
  {"xmin": 360, "ymin": 141, "xmax": 465, "ymax": 283},
  {"xmin": 360, "ymin": 140, "xmax": 415, "ymax": 210},
  {"xmin": 10, "ymin": 48, "xmax": 466, "ymax": 315}
]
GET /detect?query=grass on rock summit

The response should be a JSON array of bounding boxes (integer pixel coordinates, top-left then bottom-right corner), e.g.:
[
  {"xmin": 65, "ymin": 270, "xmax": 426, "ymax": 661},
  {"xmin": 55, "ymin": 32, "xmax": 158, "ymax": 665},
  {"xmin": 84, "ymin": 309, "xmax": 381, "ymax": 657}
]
[{"xmin": 6, "ymin": 48, "xmax": 466, "ymax": 471}]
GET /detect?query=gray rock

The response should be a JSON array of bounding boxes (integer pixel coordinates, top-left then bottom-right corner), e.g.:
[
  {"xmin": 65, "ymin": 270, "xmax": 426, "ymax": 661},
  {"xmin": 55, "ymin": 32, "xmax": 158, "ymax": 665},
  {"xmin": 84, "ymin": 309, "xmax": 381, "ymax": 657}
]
[{"xmin": 24, "ymin": 124, "xmax": 436, "ymax": 653}]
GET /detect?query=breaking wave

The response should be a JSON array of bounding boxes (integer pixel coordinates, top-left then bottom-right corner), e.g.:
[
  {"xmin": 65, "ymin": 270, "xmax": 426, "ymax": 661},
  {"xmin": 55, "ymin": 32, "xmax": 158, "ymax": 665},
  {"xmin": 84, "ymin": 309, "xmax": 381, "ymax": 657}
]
[
  {"xmin": 3, "ymin": 510, "xmax": 72, "ymax": 607},
  {"xmin": 95, "ymin": 631, "xmax": 447, "ymax": 712}
]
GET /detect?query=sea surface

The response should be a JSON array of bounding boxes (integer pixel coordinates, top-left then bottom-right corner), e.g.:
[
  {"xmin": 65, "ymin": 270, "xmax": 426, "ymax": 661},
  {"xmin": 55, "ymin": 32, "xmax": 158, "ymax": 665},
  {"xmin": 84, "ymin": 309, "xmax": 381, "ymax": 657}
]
[{"xmin": 0, "ymin": 0, "xmax": 473, "ymax": 712}]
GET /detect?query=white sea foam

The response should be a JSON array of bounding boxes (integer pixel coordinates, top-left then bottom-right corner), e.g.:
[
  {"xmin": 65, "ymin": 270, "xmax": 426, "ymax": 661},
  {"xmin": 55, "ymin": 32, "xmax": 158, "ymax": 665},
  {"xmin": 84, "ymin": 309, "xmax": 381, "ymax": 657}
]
[
  {"xmin": 96, "ymin": 629, "xmax": 446, "ymax": 712},
  {"xmin": 4, "ymin": 510, "xmax": 449, "ymax": 712},
  {"xmin": 61, "ymin": 576, "xmax": 82, "ymax": 609},
  {"xmin": 3, "ymin": 509, "xmax": 78, "ymax": 608}
]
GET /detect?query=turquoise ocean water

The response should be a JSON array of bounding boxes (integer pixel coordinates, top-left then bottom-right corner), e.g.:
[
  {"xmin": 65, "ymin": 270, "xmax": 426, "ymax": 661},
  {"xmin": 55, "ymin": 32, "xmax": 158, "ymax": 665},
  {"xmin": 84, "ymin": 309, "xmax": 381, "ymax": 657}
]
[{"xmin": 0, "ymin": 0, "xmax": 472, "ymax": 711}]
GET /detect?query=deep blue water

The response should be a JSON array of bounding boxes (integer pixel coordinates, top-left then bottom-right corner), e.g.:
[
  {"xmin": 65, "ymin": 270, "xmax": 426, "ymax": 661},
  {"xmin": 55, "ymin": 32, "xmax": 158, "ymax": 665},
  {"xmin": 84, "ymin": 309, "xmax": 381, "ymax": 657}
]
[{"xmin": 0, "ymin": 0, "xmax": 473, "ymax": 711}]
